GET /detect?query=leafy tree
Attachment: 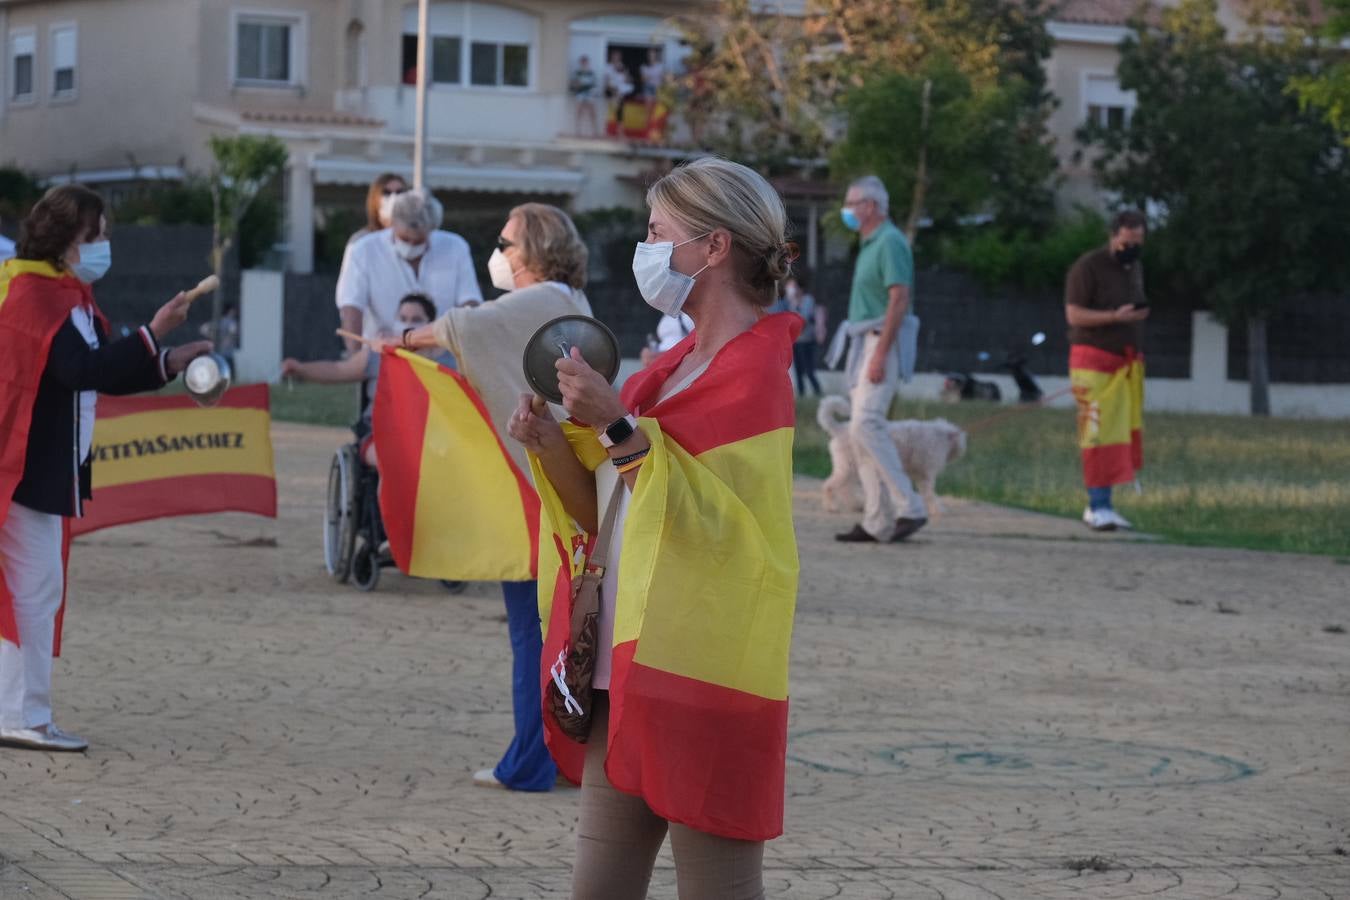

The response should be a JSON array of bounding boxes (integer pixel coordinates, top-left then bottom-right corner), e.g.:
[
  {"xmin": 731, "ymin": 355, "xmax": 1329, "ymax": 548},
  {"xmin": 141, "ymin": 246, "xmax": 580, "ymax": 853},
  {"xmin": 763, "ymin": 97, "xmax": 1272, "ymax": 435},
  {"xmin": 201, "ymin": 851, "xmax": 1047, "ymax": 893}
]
[
  {"xmin": 676, "ymin": 0, "xmax": 1059, "ymax": 234},
  {"xmin": 1290, "ymin": 0, "xmax": 1350, "ymax": 140},
  {"xmin": 1080, "ymin": 0, "xmax": 1350, "ymax": 415},
  {"xmin": 0, "ymin": 166, "xmax": 44, "ymax": 227},
  {"xmin": 207, "ymin": 135, "xmax": 288, "ymax": 339}
]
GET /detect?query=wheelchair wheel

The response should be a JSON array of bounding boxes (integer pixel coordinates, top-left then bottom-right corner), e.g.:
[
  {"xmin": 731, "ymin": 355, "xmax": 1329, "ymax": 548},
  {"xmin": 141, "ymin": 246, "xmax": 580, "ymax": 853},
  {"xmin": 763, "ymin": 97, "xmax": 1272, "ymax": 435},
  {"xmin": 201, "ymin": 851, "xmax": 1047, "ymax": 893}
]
[
  {"xmin": 324, "ymin": 445, "xmax": 359, "ymax": 582},
  {"xmin": 351, "ymin": 539, "xmax": 380, "ymax": 592}
]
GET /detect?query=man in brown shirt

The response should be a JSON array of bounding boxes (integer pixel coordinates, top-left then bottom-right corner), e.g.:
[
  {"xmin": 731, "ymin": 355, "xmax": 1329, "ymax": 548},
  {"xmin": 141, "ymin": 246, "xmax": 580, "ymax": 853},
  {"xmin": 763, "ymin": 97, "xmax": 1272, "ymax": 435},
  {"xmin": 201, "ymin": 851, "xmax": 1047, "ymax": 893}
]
[{"xmin": 1065, "ymin": 209, "xmax": 1150, "ymax": 531}]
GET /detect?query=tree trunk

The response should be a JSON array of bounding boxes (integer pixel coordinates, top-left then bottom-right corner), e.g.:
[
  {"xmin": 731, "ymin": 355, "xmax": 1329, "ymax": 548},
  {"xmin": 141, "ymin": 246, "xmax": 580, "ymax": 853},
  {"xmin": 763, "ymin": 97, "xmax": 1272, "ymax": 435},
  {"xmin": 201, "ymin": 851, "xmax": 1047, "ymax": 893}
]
[
  {"xmin": 904, "ymin": 79, "xmax": 932, "ymax": 242},
  {"xmin": 1246, "ymin": 316, "xmax": 1271, "ymax": 417}
]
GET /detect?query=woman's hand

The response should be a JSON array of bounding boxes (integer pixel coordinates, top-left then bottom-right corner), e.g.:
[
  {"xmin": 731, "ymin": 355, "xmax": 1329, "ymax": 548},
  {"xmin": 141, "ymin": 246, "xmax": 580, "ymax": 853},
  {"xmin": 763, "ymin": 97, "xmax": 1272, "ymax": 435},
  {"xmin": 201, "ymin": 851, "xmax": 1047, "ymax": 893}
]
[
  {"xmin": 280, "ymin": 357, "xmax": 302, "ymax": 379},
  {"xmin": 556, "ymin": 347, "xmax": 627, "ymax": 427},
  {"xmin": 149, "ymin": 292, "xmax": 191, "ymax": 340},
  {"xmin": 508, "ymin": 392, "xmax": 566, "ymax": 456},
  {"xmin": 166, "ymin": 340, "xmax": 213, "ymax": 376}
]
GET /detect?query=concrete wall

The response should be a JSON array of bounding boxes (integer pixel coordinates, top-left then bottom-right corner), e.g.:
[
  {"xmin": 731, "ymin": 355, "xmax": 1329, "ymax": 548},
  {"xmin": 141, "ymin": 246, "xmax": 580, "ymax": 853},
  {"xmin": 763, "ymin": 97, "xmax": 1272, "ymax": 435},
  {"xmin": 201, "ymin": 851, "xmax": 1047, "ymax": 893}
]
[
  {"xmin": 808, "ymin": 313, "xmax": 1350, "ymax": 420},
  {"xmin": 0, "ymin": 0, "xmax": 201, "ymax": 174}
]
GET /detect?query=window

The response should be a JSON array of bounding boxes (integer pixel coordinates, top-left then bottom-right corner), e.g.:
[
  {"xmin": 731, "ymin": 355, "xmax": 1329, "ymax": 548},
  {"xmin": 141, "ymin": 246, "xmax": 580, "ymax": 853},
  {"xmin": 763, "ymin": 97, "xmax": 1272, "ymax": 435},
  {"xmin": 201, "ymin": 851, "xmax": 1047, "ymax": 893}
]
[
  {"xmin": 232, "ymin": 11, "xmax": 305, "ymax": 86},
  {"xmin": 1084, "ymin": 74, "xmax": 1135, "ymax": 129},
  {"xmin": 9, "ymin": 30, "xmax": 35, "ymax": 102},
  {"xmin": 398, "ymin": 3, "xmax": 535, "ymax": 90},
  {"xmin": 51, "ymin": 25, "xmax": 77, "ymax": 97},
  {"xmin": 401, "ymin": 33, "xmax": 461, "ymax": 85}
]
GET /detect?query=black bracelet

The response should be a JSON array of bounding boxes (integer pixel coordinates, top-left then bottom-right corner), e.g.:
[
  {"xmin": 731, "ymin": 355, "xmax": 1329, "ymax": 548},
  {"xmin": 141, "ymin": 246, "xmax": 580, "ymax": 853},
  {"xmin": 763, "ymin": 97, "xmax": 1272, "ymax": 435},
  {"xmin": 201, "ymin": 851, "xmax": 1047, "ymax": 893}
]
[
  {"xmin": 402, "ymin": 327, "xmax": 414, "ymax": 348},
  {"xmin": 611, "ymin": 448, "xmax": 650, "ymax": 467}
]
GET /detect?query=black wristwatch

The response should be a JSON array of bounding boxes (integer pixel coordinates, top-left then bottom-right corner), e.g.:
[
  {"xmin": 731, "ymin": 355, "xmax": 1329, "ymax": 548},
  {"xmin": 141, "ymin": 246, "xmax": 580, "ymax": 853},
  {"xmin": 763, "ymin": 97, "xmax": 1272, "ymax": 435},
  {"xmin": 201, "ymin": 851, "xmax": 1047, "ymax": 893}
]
[{"xmin": 598, "ymin": 414, "xmax": 637, "ymax": 449}]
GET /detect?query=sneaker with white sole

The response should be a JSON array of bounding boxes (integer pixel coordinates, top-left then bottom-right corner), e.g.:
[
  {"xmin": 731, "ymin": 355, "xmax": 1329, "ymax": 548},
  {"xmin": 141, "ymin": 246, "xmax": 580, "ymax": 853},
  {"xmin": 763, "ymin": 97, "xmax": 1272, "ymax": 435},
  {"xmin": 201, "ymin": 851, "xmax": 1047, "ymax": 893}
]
[
  {"xmin": 1082, "ymin": 507, "xmax": 1116, "ymax": 532},
  {"xmin": 0, "ymin": 723, "xmax": 88, "ymax": 752},
  {"xmin": 1101, "ymin": 508, "xmax": 1133, "ymax": 530}
]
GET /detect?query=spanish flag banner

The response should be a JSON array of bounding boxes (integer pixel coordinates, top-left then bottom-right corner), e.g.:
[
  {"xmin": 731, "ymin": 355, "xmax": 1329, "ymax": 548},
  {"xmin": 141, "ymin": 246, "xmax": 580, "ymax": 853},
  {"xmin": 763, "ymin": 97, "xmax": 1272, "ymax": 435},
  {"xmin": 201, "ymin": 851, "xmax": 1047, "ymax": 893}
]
[
  {"xmin": 373, "ymin": 348, "xmax": 539, "ymax": 582},
  {"xmin": 533, "ymin": 312, "xmax": 801, "ymax": 842},
  {"xmin": 71, "ymin": 384, "xmax": 278, "ymax": 536},
  {"xmin": 1070, "ymin": 344, "xmax": 1144, "ymax": 488}
]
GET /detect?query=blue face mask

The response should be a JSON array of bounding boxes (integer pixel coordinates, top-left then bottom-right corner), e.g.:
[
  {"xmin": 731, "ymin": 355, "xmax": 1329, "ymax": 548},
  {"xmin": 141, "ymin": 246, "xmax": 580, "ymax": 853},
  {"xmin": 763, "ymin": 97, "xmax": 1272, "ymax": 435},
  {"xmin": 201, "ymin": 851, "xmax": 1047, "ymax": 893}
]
[
  {"xmin": 840, "ymin": 207, "xmax": 861, "ymax": 232},
  {"xmin": 73, "ymin": 240, "xmax": 112, "ymax": 283}
]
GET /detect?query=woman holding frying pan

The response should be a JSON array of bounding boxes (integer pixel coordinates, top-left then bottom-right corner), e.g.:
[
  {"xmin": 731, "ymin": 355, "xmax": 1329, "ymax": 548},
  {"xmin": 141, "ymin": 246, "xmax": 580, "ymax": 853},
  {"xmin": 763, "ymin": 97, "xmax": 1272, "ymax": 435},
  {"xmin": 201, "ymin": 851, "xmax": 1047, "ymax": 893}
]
[{"xmin": 0, "ymin": 185, "xmax": 211, "ymax": 752}]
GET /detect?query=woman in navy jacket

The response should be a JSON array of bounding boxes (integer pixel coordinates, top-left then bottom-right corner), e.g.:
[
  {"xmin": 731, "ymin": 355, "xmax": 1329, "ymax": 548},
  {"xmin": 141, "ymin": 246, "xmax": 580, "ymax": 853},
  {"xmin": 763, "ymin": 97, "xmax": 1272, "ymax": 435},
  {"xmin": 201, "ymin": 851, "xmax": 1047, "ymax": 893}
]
[{"xmin": 0, "ymin": 185, "xmax": 210, "ymax": 752}]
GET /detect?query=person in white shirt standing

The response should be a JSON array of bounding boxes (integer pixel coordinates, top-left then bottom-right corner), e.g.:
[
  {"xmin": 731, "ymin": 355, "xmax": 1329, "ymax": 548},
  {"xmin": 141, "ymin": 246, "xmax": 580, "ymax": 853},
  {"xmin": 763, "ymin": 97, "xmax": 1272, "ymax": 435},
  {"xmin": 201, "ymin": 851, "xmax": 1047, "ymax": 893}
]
[{"xmin": 336, "ymin": 189, "xmax": 481, "ymax": 354}]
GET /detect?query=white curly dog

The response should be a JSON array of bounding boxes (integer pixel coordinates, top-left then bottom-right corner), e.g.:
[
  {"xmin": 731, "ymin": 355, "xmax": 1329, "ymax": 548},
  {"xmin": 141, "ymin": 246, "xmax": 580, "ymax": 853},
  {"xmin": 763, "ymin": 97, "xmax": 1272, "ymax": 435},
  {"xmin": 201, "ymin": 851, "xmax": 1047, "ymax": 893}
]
[{"xmin": 816, "ymin": 396, "xmax": 968, "ymax": 518}]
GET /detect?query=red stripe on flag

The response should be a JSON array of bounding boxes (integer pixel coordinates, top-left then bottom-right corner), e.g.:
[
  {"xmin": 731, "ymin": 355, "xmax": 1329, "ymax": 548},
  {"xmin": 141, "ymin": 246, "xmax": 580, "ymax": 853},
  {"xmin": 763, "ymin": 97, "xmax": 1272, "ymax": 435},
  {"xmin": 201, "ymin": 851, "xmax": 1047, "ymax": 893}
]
[
  {"xmin": 1131, "ymin": 428, "xmax": 1143, "ymax": 471},
  {"xmin": 620, "ymin": 312, "xmax": 799, "ymax": 458},
  {"xmin": 540, "ymin": 533, "xmax": 586, "ymax": 785},
  {"xmin": 95, "ymin": 383, "xmax": 270, "ymax": 416},
  {"xmin": 1069, "ymin": 343, "xmax": 1131, "ymax": 374},
  {"xmin": 1082, "ymin": 442, "xmax": 1136, "ymax": 489},
  {"xmin": 70, "ymin": 473, "xmax": 277, "ymax": 536},
  {"xmin": 603, "ymin": 643, "xmax": 788, "ymax": 841},
  {"xmin": 374, "ymin": 354, "xmax": 431, "ymax": 575}
]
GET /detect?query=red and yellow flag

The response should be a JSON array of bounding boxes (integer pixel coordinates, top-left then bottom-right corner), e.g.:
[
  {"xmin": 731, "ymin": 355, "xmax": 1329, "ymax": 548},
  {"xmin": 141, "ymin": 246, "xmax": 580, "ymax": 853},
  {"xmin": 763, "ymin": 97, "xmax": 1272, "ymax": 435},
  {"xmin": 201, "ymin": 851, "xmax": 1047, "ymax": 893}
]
[
  {"xmin": 373, "ymin": 348, "xmax": 539, "ymax": 581},
  {"xmin": 534, "ymin": 312, "xmax": 802, "ymax": 842},
  {"xmin": 71, "ymin": 385, "xmax": 277, "ymax": 536},
  {"xmin": 0, "ymin": 260, "xmax": 89, "ymax": 646},
  {"xmin": 1071, "ymin": 344, "xmax": 1144, "ymax": 488}
]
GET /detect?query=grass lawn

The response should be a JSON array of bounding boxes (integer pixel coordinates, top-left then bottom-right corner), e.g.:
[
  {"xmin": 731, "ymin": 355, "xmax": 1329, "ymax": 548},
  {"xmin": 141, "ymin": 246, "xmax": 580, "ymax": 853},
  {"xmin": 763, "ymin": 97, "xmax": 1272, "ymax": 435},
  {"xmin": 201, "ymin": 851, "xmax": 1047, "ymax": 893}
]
[
  {"xmin": 793, "ymin": 395, "xmax": 1350, "ymax": 558},
  {"xmin": 268, "ymin": 383, "xmax": 1350, "ymax": 557}
]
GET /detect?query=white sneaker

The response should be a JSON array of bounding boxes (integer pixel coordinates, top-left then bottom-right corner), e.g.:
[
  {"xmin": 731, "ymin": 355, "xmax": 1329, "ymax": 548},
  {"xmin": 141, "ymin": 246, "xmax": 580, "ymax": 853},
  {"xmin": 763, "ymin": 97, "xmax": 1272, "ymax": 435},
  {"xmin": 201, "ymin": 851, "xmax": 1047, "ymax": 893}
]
[
  {"xmin": 1101, "ymin": 508, "xmax": 1134, "ymax": 530},
  {"xmin": 472, "ymin": 767, "xmax": 506, "ymax": 789},
  {"xmin": 0, "ymin": 724, "xmax": 88, "ymax": 752},
  {"xmin": 1082, "ymin": 507, "xmax": 1116, "ymax": 532}
]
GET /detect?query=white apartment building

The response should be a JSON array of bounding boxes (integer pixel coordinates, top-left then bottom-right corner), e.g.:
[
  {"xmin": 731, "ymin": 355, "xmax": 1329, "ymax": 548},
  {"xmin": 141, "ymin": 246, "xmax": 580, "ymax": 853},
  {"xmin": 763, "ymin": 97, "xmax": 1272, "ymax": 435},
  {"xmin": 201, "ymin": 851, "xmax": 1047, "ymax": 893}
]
[{"xmin": 0, "ymin": 0, "xmax": 1159, "ymax": 273}]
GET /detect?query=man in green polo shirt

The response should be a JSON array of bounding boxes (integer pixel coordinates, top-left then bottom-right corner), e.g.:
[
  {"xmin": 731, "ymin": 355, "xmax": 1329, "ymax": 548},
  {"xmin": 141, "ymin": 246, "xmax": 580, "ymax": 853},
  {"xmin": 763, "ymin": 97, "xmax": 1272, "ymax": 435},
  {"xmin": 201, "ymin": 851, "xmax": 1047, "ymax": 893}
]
[{"xmin": 833, "ymin": 175, "xmax": 927, "ymax": 543}]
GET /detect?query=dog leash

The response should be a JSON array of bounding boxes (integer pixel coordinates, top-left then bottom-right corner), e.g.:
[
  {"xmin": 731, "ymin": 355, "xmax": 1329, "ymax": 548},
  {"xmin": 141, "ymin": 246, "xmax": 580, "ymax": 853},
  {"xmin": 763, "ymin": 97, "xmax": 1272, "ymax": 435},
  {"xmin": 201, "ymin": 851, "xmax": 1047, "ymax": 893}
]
[{"xmin": 959, "ymin": 385, "xmax": 1075, "ymax": 434}]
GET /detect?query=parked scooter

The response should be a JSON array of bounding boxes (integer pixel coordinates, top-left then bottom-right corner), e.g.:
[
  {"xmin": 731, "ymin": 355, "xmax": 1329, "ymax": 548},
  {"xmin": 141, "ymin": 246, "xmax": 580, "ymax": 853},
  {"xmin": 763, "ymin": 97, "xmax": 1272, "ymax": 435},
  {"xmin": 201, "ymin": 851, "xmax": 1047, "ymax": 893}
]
[{"xmin": 942, "ymin": 332, "xmax": 1047, "ymax": 404}]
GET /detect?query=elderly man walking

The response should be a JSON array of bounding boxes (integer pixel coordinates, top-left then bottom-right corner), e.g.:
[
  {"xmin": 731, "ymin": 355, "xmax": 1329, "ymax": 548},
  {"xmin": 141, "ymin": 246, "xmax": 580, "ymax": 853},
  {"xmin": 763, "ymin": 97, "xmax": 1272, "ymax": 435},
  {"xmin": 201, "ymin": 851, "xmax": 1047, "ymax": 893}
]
[{"xmin": 831, "ymin": 176, "xmax": 927, "ymax": 543}]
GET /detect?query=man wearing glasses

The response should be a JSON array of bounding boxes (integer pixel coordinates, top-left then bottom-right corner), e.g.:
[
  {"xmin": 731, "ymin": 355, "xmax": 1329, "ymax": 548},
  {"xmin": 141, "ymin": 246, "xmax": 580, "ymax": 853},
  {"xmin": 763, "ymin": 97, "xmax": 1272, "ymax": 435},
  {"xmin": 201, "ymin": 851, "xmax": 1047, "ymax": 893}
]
[{"xmin": 337, "ymin": 189, "xmax": 481, "ymax": 354}]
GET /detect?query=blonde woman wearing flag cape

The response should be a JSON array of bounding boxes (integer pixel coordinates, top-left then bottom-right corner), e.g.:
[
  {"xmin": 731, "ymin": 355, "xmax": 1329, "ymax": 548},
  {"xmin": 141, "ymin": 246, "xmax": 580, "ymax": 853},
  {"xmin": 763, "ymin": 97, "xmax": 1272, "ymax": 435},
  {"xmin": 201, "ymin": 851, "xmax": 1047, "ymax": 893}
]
[{"xmin": 509, "ymin": 157, "xmax": 800, "ymax": 900}]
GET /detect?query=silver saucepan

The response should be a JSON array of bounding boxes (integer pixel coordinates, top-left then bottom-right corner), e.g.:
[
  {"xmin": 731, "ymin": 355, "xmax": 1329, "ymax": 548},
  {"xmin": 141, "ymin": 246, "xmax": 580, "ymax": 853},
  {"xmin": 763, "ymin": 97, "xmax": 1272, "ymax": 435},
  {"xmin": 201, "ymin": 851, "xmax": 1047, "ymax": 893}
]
[{"xmin": 184, "ymin": 352, "xmax": 232, "ymax": 407}]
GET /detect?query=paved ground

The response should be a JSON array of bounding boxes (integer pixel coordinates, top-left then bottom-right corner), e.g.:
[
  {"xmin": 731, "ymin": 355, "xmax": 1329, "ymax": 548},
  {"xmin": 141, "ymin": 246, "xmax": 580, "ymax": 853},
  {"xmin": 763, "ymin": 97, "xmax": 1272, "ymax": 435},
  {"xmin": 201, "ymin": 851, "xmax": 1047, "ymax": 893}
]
[{"xmin": 1, "ymin": 422, "xmax": 1347, "ymax": 899}]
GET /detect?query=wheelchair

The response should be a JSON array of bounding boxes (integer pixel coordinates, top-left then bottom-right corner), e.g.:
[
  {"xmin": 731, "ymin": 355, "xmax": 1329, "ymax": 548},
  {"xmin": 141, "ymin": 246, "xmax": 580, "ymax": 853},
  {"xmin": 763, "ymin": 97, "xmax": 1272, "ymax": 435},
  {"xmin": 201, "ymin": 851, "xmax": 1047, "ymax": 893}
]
[
  {"xmin": 322, "ymin": 386, "xmax": 465, "ymax": 595},
  {"xmin": 323, "ymin": 434, "xmax": 388, "ymax": 592}
]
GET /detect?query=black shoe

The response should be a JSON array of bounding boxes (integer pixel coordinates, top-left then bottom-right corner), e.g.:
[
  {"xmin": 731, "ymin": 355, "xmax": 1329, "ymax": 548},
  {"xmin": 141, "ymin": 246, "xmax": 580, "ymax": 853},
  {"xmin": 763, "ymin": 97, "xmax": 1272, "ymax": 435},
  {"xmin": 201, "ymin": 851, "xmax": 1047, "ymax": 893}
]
[
  {"xmin": 891, "ymin": 517, "xmax": 928, "ymax": 542},
  {"xmin": 835, "ymin": 524, "xmax": 878, "ymax": 543}
]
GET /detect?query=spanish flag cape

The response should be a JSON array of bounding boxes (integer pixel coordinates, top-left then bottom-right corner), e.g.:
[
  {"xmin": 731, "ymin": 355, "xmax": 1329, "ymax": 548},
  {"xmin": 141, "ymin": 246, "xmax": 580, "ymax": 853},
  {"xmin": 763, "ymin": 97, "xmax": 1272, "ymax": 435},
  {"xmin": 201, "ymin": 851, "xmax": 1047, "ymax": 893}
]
[
  {"xmin": 0, "ymin": 259, "xmax": 100, "ymax": 649},
  {"xmin": 532, "ymin": 311, "xmax": 802, "ymax": 842},
  {"xmin": 1070, "ymin": 344, "xmax": 1144, "ymax": 489}
]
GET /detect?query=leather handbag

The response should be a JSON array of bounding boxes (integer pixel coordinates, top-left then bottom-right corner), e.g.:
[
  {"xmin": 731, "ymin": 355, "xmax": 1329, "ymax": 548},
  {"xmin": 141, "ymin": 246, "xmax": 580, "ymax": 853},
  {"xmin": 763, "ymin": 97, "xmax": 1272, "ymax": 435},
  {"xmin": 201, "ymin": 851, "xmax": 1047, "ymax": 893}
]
[{"xmin": 546, "ymin": 484, "xmax": 624, "ymax": 742}]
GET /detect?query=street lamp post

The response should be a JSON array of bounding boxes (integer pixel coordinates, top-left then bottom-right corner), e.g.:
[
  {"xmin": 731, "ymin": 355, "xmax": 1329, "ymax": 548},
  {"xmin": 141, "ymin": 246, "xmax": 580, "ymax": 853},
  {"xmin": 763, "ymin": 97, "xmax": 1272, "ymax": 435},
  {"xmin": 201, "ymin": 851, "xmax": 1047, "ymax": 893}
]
[{"xmin": 413, "ymin": 0, "xmax": 430, "ymax": 189}]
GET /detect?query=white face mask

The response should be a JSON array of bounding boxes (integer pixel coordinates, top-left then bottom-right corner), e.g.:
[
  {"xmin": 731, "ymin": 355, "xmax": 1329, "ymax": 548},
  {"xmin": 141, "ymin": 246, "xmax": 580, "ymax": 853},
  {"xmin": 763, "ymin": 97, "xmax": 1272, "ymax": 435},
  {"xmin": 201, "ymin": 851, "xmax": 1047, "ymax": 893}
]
[
  {"xmin": 487, "ymin": 247, "xmax": 518, "ymax": 293},
  {"xmin": 631, "ymin": 234, "xmax": 709, "ymax": 317},
  {"xmin": 393, "ymin": 237, "xmax": 427, "ymax": 260},
  {"xmin": 73, "ymin": 240, "xmax": 112, "ymax": 284}
]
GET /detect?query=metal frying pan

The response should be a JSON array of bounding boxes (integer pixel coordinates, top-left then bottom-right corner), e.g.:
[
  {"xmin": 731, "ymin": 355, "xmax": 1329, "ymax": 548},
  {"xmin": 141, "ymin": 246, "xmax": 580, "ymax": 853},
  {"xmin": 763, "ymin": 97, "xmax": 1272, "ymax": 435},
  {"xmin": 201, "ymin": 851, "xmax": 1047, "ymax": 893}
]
[{"xmin": 522, "ymin": 315, "xmax": 621, "ymax": 404}]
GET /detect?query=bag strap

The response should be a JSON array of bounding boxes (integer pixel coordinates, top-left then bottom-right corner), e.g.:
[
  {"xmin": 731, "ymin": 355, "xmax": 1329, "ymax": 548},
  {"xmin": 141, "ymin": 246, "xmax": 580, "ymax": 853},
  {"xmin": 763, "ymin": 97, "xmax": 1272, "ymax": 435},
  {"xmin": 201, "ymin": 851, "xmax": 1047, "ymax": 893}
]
[{"xmin": 586, "ymin": 477, "xmax": 626, "ymax": 570}]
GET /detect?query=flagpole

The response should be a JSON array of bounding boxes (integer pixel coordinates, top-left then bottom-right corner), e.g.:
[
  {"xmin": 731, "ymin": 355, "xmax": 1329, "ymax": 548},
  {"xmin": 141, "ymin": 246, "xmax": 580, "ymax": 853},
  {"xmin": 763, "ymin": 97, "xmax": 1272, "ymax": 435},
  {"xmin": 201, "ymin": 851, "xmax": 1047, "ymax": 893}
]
[{"xmin": 413, "ymin": 0, "xmax": 430, "ymax": 190}]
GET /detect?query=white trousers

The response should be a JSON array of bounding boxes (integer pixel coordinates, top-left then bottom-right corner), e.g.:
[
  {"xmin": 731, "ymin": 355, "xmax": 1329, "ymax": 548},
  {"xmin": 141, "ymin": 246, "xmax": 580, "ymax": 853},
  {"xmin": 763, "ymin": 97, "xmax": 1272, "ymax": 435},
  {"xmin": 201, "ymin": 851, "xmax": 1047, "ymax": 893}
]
[
  {"xmin": 849, "ymin": 332, "xmax": 926, "ymax": 538},
  {"xmin": 0, "ymin": 502, "xmax": 64, "ymax": 730}
]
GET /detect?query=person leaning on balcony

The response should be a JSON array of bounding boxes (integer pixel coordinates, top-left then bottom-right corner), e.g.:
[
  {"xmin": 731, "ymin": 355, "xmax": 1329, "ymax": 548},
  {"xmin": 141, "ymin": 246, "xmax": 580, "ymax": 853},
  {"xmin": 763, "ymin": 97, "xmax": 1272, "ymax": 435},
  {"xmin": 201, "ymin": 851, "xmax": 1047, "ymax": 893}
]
[
  {"xmin": 348, "ymin": 172, "xmax": 408, "ymax": 247},
  {"xmin": 335, "ymin": 188, "xmax": 481, "ymax": 354},
  {"xmin": 569, "ymin": 55, "xmax": 601, "ymax": 138},
  {"xmin": 0, "ymin": 185, "xmax": 211, "ymax": 753},
  {"xmin": 395, "ymin": 203, "xmax": 594, "ymax": 793}
]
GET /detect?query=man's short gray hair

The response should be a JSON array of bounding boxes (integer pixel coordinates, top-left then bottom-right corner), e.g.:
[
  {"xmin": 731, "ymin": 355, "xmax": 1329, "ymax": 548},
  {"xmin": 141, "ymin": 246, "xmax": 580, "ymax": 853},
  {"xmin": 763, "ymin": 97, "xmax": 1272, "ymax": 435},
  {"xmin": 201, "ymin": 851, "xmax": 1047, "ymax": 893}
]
[
  {"xmin": 849, "ymin": 175, "xmax": 889, "ymax": 215},
  {"xmin": 391, "ymin": 189, "xmax": 443, "ymax": 234}
]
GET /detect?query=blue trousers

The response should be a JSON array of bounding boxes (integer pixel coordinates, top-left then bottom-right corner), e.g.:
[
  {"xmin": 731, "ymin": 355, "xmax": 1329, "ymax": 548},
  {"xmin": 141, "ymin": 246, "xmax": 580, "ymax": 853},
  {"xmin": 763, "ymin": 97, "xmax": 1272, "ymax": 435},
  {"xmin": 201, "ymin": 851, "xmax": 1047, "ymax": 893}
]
[
  {"xmin": 1088, "ymin": 486, "xmax": 1113, "ymax": 511},
  {"xmin": 494, "ymin": 580, "xmax": 557, "ymax": 791}
]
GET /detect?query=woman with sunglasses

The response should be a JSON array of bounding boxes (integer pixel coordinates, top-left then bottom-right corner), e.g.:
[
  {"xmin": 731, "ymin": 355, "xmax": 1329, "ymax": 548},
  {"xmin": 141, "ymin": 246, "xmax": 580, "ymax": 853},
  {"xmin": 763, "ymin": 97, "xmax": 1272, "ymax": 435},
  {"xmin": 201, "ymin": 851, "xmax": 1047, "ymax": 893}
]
[
  {"xmin": 349, "ymin": 172, "xmax": 408, "ymax": 247},
  {"xmin": 397, "ymin": 203, "xmax": 593, "ymax": 792}
]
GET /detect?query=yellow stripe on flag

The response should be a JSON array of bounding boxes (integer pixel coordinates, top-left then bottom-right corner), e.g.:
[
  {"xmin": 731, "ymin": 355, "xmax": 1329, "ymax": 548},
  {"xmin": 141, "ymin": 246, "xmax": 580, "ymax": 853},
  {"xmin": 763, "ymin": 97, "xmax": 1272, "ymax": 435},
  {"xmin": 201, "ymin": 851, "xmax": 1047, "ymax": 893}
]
[
  {"xmin": 615, "ymin": 422, "xmax": 797, "ymax": 702},
  {"xmin": 404, "ymin": 356, "xmax": 534, "ymax": 579},
  {"xmin": 89, "ymin": 407, "xmax": 274, "ymax": 488}
]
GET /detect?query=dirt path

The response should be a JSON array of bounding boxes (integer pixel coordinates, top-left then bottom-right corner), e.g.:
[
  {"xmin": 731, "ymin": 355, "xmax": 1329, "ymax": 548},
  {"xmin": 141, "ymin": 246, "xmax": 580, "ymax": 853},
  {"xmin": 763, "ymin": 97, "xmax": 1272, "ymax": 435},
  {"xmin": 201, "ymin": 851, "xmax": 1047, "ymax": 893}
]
[{"xmin": 1, "ymin": 422, "xmax": 1346, "ymax": 899}]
